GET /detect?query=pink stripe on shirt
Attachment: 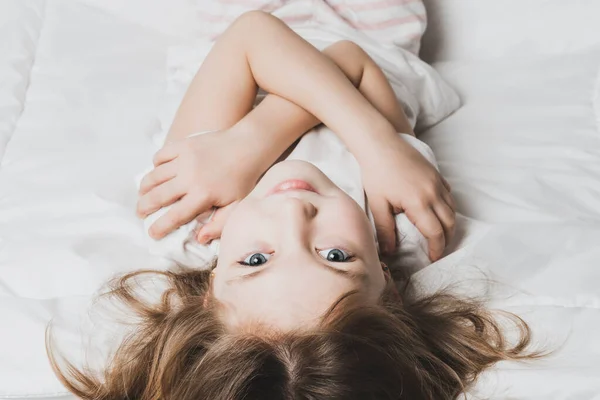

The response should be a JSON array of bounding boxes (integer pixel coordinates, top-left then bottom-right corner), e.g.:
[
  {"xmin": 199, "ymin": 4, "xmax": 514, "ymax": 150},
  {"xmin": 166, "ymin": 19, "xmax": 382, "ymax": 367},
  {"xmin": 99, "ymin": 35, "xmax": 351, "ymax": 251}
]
[
  {"xmin": 216, "ymin": 0, "xmax": 283, "ymax": 7},
  {"xmin": 350, "ymin": 13, "xmax": 424, "ymax": 30},
  {"xmin": 330, "ymin": 0, "xmax": 423, "ymax": 12}
]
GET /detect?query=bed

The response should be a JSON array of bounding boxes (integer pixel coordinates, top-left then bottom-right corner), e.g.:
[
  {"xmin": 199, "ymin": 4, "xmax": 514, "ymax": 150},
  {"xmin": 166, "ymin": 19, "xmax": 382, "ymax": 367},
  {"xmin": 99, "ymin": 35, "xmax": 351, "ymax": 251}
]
[{"xmin": 1, "ymin": 0, "xmax": 599, "ymax": 398}]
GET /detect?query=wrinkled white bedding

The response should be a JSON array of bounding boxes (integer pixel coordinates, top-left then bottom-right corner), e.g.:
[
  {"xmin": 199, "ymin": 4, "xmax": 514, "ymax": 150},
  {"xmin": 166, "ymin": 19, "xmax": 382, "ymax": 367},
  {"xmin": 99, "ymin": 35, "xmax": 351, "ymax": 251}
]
[
  {"xmin": 1, "ymin": 0, "xmax": 599, "ymax": 398},
  {"xmin": 417, "ymin": 49, "xmax": 600, "ymax": 398}
]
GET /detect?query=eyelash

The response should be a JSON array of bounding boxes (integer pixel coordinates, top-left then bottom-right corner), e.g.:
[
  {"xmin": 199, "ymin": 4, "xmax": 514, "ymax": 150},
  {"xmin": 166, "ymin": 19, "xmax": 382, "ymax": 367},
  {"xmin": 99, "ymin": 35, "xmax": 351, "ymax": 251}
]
[
  {"xmin": 320, "ymin": 247, "xmax": 355, "ymax": 262},
  {"xmin": 238, "ymin": 252, "xmax": 272, "ymax": 266},
  {"xmin": 237, "ymin": 248, "xmax": 355, "ymax": 266}
]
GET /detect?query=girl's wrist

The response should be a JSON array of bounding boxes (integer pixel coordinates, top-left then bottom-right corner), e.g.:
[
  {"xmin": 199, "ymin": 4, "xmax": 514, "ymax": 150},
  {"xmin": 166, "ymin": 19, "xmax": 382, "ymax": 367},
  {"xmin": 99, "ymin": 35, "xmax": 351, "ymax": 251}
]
[
  {"xmin": 346, "ymin": 120, "xmax": 409, "ymax": 164},
  {"xmin": 229, "ymin": 119, "xmax": 282, "ymax": 176}
]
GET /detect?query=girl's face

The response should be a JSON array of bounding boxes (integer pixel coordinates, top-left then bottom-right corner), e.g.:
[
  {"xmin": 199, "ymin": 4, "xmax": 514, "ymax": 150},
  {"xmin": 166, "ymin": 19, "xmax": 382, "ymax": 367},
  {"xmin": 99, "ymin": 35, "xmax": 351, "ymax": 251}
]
[{"xmin": 212, "ymin": 160, "xmax": 388, "ymax": 331}]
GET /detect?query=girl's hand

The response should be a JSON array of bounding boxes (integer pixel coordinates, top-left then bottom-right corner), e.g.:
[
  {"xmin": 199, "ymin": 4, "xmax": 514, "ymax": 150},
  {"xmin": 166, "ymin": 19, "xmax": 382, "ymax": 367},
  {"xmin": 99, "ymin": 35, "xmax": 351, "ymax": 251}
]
[
  {"xmin": 194, "ymin": 201, "xmax": 238, "ymax": 244},
  {"xmin": 136, "ymin": 130, "xmax": 262, "ymax": 239},
  {"xmin": 358, "ymin": 137, "xmax": 456, "ymax": 261}
]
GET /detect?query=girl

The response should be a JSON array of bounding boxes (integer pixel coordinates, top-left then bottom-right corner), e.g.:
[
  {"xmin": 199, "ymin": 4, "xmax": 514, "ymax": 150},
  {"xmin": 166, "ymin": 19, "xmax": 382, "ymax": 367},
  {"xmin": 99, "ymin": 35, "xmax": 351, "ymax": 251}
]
[{"xmin": 48, "ymin": 11, "xmax": 540, "ymax": 399}]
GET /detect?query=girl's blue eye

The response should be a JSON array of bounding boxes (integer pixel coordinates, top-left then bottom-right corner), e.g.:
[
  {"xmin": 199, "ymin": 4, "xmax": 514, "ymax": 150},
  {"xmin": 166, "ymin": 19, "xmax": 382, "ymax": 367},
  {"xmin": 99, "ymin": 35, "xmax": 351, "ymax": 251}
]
[
  {"xmin": 318, "ymin": 248, "xmax": 352, "ymax": 262},
  {"xmin": 240, "ymin": 253, "xmax": 271, "ymax": 266}
]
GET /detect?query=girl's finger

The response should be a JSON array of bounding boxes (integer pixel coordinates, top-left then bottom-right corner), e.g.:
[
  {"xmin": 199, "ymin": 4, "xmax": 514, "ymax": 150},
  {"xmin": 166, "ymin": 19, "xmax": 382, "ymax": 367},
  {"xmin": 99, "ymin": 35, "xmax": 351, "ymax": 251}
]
[
  {"xmin": 196, "ymin": 202, "xmax": 239, "ymax": 244},
  {"xmin": 370, "ymin": 197, "xmax": 397, "ymax": 256},
  {"xmin": 442, "ymin": 189, "xmax": 457, "ymax": 212},
  {"xmin": 152, "ymin": 144, "xmax": 179, "ymax": 167},
  {"xmin": 441, "ymin": 176, "xmax": 452, "ymax": 192},
  {"xmin": 137, "ymin": 179, "xmax": 185, "ymax": 218},
  {"xmin": 433, "ymin": 201, "xmax": 456, "ymax": 248},
  {"xmin": 149, "ymin": 193, "xmax": 212, "ymax": 240},
  {"xmin": 138, "ymin": 161, "xmax": 178, "ymax": 196},
  {"xmin": 406, "ymin": 207, "xmax": 445, "ymax": 262}
]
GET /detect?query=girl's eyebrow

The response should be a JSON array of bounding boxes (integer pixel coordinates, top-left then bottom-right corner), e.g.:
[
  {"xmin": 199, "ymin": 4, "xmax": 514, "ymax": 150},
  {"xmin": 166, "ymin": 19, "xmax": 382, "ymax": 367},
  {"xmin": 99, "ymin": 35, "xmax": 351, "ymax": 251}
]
[{"xmin": 226, "ymin": 261, "xmax": 368, "ymax": 285}]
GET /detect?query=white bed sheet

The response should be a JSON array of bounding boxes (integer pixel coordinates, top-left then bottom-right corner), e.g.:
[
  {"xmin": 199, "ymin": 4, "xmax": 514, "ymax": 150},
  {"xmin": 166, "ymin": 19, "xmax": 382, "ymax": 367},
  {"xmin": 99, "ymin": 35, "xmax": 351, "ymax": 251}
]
[
  {"xmin": 0, "ymin": 0, "xmax": 180, "ymax": 397},
  {"xmin": 416, "ymin": 51, "xmax": 600, "ymax": 398},
  {"xmin": 1, "ymin": 0, "xmax": 599, "ymax": 398}
]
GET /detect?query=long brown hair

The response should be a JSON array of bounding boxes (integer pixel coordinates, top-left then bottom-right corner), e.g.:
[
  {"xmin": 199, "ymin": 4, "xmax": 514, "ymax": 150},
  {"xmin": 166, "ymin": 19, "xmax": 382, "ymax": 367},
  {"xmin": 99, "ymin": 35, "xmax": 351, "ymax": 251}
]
[{"xmin": 47, "ymin": 264, "xmax": 542, "ymax": 399}]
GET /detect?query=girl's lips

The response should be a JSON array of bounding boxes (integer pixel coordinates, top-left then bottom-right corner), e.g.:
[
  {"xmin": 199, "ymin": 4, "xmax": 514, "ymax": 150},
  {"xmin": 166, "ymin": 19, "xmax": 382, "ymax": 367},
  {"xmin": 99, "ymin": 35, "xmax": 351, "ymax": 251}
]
[{"xmin": 267, "ymin": 179, "xmax": 318, "ymax": 196}]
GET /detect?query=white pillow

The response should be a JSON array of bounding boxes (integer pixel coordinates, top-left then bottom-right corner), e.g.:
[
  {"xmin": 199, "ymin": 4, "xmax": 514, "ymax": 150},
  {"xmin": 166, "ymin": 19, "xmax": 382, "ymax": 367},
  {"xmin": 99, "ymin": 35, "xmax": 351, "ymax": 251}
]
[{"xmin": 421, "ymin": 0, "xmax": 600, "ymax": 62}]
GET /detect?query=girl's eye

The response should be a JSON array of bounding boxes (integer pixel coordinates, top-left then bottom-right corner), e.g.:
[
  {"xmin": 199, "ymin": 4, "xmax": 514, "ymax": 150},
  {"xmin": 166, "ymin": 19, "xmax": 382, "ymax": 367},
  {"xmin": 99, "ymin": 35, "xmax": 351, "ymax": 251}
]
[
  {"xmin": 318, "ymin": 248, "xmax": 353, "ymax": 262},
  {"xmin": 240, "ymin": 253, "xmax": 272, "ymax": 266}
]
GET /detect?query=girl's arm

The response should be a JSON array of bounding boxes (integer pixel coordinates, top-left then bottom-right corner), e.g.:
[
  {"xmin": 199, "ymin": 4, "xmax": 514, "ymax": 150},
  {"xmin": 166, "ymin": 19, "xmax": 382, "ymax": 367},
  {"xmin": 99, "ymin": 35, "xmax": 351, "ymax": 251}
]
[
  {"xmin": 165, "ymin": 11, "xmax": 404, "ymax": 156},
  {"xmin": 220, "ymin": 40, "xmax": 415, "ymax": 179},
  {"xmin": 140, "ymin": 12, "xmax": 454, "ymax": 259},
  {"xmin": 140, "ymin": 34, "xmax": 411, "ymax": 236}
]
